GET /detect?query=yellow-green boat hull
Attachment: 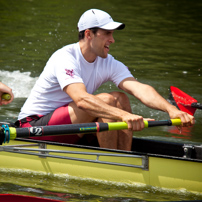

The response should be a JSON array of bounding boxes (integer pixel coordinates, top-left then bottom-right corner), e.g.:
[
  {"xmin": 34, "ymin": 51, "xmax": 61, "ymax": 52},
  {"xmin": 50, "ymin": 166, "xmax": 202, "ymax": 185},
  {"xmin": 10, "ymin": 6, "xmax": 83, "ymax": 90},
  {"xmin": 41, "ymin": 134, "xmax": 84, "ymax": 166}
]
[{"xmin": 0, "ymin": 139, "xmax": 202, "ymax": 194}]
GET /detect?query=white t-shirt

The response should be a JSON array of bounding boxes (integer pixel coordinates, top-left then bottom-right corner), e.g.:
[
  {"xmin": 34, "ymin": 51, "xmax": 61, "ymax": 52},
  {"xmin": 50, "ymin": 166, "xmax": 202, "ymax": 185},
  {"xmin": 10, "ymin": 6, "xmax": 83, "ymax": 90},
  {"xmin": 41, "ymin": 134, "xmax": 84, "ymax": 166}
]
[{"xmin": 18, "ymin": 42, "xmax": 133, "ymax": 120}]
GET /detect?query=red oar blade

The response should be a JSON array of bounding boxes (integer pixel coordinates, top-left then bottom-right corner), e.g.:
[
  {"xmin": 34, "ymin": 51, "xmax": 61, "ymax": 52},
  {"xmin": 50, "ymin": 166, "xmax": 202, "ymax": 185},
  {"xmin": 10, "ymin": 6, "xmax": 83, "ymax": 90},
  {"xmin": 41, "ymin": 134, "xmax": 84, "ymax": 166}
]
[{"xmin": 169, "ymin": 86, "xmax": 197, "ymax": 116}]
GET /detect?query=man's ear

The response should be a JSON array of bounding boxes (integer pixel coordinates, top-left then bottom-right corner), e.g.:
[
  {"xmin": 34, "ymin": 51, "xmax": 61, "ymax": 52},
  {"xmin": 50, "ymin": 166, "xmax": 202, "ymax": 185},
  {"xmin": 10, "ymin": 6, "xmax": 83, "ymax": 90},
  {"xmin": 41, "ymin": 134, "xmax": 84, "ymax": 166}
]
[{"xmin": 85, "ymin": 29, "xmax": 92, "ymax": 40}]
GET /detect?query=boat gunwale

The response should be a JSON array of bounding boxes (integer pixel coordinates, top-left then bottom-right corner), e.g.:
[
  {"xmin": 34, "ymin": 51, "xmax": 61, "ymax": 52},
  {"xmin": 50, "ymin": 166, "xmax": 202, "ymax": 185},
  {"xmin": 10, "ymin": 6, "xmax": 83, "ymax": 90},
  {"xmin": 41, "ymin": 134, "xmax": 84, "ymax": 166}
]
[{"xmin": 1, "ymin": 137, "xmax": 201, "ymax": 163}]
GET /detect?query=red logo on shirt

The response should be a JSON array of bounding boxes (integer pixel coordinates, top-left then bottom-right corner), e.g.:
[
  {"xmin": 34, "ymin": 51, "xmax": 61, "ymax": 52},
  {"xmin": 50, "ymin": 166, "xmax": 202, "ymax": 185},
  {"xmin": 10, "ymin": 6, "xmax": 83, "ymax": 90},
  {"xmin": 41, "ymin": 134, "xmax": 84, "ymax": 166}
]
[{"xmin": 65, "ymin": 69, "xmax": 74, "ymax": 78}]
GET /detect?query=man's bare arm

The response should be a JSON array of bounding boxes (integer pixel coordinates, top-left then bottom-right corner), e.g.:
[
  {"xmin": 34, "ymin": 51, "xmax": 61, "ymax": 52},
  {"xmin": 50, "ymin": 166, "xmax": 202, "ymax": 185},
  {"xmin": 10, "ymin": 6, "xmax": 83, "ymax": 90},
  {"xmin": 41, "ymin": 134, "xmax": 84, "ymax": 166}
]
[
  {"xmin": 63, "ymin": 83, "xmax": 145, "ymax": 130},
  {"xmin": 119, "ymin": 77, "xmax": 194, "ymax": 126}
]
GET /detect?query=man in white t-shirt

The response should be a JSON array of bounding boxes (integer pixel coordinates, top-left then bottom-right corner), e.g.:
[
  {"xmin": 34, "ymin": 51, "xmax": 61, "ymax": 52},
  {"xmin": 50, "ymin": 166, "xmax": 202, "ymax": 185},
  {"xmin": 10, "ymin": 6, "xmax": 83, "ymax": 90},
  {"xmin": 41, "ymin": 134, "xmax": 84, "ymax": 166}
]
[{"xmin": 17, "ymin": 9, "xmax": 194, "ymax": 151}]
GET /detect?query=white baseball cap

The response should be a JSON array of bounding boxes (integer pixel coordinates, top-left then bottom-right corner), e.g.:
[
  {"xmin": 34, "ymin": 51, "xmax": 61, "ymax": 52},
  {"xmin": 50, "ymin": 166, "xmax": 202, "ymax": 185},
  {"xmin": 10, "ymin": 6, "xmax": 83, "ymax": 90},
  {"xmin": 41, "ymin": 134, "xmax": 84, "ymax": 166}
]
[{"xmin": 77, "ymin": 9, "xmax": 125, "ymax": 32}]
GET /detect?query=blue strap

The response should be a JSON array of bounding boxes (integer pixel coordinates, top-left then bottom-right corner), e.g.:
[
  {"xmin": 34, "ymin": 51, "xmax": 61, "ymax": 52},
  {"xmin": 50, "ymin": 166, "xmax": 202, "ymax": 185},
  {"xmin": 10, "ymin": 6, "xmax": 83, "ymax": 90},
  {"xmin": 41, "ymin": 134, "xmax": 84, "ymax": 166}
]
[{"xmin": 2, "ymin": 124, "xmax": 10, "ymax": 143}]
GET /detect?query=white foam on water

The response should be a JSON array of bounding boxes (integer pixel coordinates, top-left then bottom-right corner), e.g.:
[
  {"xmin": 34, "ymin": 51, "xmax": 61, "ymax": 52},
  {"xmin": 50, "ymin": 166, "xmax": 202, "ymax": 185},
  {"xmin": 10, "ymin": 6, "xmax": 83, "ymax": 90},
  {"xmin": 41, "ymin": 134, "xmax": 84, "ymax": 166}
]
[{"xmin": 0, "ymin": 70, "xmax": 38, "ymax": 98}]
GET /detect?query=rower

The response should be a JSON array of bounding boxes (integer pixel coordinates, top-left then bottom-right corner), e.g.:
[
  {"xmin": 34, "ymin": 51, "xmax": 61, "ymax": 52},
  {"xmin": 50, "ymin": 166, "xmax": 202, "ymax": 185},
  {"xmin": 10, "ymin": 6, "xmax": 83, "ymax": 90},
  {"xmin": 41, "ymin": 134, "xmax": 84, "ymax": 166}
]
[{"xmin": 16, "ymin": 9, "xmax": 194, "ymax": 151}]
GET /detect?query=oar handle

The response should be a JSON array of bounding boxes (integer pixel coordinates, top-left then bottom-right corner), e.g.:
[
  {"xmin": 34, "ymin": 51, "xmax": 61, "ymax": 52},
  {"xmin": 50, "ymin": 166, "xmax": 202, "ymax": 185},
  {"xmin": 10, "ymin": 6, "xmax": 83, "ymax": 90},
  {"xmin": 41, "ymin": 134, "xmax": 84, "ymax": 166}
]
[
  {"xmin": 144, "ymin": 119, "xmax": 182, "ymax": 127},
  {"xmin": 108, "ymin": 119, "xmax": 181, "ymax": 130},
  {"xmin": 108, "ymin": 119, "xmax": 182, "ymax": 130},
  {"xmin": 1, "ymin": 93, "xmax": 11, "ymax": 101}
]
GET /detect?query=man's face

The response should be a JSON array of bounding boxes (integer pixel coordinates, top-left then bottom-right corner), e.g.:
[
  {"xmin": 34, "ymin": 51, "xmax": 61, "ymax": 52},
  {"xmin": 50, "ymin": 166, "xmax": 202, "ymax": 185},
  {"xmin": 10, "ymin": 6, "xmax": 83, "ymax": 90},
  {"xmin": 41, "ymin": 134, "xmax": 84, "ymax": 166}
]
[{"xmin": 90, "ymin": 29, "xmax": 115, "ymax": 58}]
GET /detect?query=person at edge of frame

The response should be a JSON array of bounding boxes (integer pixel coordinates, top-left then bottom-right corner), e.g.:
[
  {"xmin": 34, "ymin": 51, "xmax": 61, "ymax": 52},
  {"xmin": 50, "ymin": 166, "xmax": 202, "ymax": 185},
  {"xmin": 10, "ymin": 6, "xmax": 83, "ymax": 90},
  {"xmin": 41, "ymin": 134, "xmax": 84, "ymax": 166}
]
[
  {"xmin": 16, "ymin": 9, "xmax": 194, "ymax": 151},
  {"xmin": 0, "ymin": 82, "xmax": 14, "ymax": 105}
]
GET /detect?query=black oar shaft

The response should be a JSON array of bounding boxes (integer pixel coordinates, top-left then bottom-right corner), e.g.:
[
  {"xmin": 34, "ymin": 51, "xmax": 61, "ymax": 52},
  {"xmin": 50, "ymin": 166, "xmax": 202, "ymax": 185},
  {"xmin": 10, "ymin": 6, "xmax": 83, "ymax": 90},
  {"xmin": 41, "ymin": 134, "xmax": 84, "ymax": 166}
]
[
  {"xmin": 191, "ymin": 102, "xmax": 202, "ymax": 109},
  {"xmin": 15, "ymin": 122, "xmax": 109, "ymax": 138}
]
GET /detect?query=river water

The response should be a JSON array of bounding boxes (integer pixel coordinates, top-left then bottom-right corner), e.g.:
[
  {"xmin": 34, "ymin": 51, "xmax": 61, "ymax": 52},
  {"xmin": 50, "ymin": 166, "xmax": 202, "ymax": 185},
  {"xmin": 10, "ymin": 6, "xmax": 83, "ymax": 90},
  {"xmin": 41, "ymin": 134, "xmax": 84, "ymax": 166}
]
[{"xmin": 0, "ymin": 0, "xmax": 202, "ymax": 201}]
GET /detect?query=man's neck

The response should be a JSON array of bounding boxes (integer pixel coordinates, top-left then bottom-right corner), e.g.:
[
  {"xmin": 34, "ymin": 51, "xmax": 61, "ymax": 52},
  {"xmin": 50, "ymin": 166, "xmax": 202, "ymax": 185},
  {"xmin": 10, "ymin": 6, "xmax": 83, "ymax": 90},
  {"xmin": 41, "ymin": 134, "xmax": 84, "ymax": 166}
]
[{"xmin": 79, "ymin": 41, "xmax": 96, "ymax": 63}]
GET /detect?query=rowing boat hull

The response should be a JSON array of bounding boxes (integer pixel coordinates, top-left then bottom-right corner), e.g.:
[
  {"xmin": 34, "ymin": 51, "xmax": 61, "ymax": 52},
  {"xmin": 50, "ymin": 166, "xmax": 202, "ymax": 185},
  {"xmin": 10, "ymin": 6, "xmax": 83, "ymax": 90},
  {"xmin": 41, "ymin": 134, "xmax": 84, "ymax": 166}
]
[{"xmin": 0, "ymin": 137, "xmax": 202, "ymax": 194}]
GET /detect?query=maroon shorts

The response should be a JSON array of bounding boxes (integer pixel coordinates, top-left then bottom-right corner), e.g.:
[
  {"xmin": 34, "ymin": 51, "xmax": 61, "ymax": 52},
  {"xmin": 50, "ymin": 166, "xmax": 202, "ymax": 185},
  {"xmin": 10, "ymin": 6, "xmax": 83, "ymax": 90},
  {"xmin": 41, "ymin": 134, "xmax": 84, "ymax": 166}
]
[
  {"xmin": 16, "ymin": 104, "xmax": 72, "ymax": 128},
  {"xmin": 15, "ymin": 104, "xmax": 82, "ymax": 144}
]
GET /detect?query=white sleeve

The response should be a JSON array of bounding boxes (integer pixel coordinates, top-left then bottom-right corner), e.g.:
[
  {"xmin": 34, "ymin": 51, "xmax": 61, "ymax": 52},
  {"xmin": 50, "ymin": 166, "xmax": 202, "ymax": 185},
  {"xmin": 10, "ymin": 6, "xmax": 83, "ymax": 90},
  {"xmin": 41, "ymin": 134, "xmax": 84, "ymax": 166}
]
[
  {"xmin": 109, "ymin": 58, "xmax": 133, "ymax": 87},
  {"xmin": 53, "ymin": 53, "xmax": 84, "ymax": 90}
]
